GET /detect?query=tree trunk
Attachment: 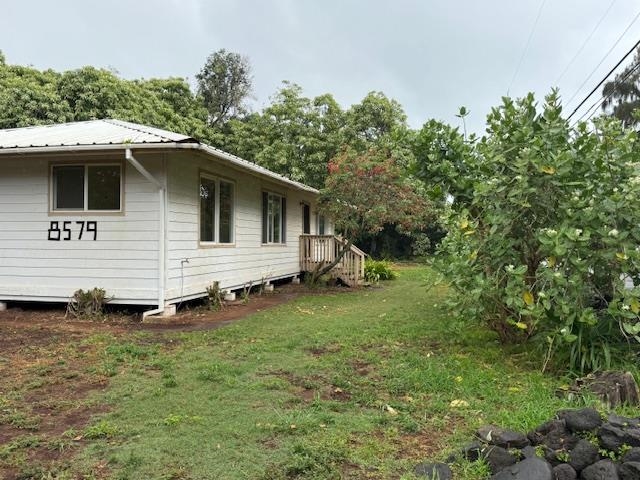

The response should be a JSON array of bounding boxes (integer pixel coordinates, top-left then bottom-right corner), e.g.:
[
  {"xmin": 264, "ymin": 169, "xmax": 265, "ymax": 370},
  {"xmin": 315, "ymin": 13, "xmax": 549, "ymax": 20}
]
[{"xmin": 310, "ymin": 238, "xmax": 353, "ymax": 285}]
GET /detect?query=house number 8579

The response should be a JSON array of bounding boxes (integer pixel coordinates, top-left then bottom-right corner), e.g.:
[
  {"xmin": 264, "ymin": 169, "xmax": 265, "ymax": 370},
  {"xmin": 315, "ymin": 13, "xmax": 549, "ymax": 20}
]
[{"xmin": 48, "ymin": 221, "xmax": 97, "ymax": 241}]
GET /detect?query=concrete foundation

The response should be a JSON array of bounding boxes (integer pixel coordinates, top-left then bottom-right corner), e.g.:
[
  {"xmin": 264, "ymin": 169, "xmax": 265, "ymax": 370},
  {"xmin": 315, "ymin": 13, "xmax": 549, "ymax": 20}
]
[
  {"xmin": 161, "ymin": 304, "xmax": 177, "ymax": 317},
  {"xmin": 224, "ymin": 291, "xmax": 237, "ymax": 301},
  {"xmin": 0, "ymin": 302, "xmax": 7, "ymax": 311},
  {"xmin": 263, "ymin": 283, "xmax": 274, "ymax": 293},
  {"xmin": 291, "ymin": 276, "xmax": 301, "ymax": 285}
]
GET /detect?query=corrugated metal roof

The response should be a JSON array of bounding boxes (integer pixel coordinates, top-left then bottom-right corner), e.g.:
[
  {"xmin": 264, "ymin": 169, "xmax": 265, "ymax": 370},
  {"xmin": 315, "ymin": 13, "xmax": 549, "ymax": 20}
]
[
  {"xmin": 0, "ymin": 119, "xmax": 195, "ymax": 148},
  {"xmin": 0, "ymin": 119, "xmax": 318, "ymax": 193}
]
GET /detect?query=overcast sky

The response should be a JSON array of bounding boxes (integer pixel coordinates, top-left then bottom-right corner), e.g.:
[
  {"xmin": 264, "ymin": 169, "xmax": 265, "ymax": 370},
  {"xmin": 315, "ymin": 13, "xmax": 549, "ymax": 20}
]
[{"xmin": 1, "ymin": 0, "xmax": 639, "ymax": 134}]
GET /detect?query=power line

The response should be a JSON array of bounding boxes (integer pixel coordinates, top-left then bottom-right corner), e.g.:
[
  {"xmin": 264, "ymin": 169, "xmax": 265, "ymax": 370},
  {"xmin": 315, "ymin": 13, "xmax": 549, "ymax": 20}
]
[
  {"xmin": 563, "ymin": 9, "xmax": 640, "ymax": 109},
  {"xmin": 567, "ymin": 37, "xmax": 640, "ymax": 121},
  {"xmin": 507, "ymin": 0, "xmax": 548, "ymax": 96},
  {"xmin": 571, "ymin": 60, "xmax": 640, "ymax": 127},
  {"xmin": 554, "ymin": 0, "xmax": 617, "ymax": 85}
]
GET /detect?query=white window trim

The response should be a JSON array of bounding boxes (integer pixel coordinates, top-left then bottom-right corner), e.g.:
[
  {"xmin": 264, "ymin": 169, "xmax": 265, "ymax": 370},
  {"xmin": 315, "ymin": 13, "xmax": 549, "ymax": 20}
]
[
  {"xmin": 263, "ymin": 191, "xmax": 286, "ymax": 245},
  {"xmin": 50, "ymin": 163, "xmax": 123, "ymax": 213},
  {"xmin": 199, "ymin": 173, "xmax": 235, "ymax": 246}
]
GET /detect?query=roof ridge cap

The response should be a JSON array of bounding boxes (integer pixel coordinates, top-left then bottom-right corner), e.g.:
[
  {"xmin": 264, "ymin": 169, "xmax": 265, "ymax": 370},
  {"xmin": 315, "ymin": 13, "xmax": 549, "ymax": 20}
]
[{"xmin": 103, "ymin": 119, "xmax": 178, "ymax": 142}]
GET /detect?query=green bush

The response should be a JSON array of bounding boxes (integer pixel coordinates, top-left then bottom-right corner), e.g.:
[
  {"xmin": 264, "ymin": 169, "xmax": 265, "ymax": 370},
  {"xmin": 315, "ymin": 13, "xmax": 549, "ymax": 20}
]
[
  {"xmin": 364, "ymin": 259, "xmax": 397, "ymax": 283},
  {"xmin": 414, "ymin": 91, "xmax": 640, "ymax": 373}
]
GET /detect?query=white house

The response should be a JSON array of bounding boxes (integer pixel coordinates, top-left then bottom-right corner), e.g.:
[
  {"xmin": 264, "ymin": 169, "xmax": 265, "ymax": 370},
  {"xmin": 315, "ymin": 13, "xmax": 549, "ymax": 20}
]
[{"xmin": 0, "ymin": 120, "xmax": 364, "ymax": 316}]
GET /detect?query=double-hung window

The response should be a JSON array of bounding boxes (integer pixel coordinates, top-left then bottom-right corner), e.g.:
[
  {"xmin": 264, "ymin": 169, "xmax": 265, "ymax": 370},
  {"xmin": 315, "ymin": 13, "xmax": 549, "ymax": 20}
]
[
  {"xmin": 200, "ymin": 174, "xmax": 235, "ymax": 244},
  {"xmin": 262, "ymin": 191, "xmax": 286, "ymax": 244},
  {"xmin": 51, "ymin": 164, "xmax": 122, "ymax": 212}
]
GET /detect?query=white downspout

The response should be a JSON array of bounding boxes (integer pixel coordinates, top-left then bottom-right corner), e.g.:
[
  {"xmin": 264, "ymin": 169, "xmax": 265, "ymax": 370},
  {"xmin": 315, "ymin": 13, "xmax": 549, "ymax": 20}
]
[{"xmin": 125, "ymin": 148, "xmax": 166, "ymax": 318}]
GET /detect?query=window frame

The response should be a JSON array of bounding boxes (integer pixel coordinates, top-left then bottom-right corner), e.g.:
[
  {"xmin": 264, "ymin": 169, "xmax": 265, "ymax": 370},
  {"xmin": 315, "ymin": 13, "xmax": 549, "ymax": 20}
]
[
  {"xmin": 49, "ymin": 162, "xmax": 124, "ymax": 215},
  {"xmin": 198, "ymin": 171, "xmax": 236, "ymax": 247},
  {"xmin": 262, "ymin": 190, "xmax": 287, "ymax": 245}
]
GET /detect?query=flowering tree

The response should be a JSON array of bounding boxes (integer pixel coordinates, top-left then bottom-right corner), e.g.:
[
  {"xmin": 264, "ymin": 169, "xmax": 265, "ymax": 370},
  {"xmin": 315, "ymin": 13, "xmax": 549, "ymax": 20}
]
[
  {"xmin": 315, "ymin": 148, "xmax": 433, "ymax": 281},
  {"xmin": 414, "ymin": 91, "xmax": 640, "ymax": 373}
]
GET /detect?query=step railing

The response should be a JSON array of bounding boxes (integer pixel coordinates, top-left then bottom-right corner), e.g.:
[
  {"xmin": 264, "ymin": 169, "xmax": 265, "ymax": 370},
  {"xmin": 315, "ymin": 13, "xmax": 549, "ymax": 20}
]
[{"xmin": 299, "ymin": 235, "xmax": 365, "ymax": 286}]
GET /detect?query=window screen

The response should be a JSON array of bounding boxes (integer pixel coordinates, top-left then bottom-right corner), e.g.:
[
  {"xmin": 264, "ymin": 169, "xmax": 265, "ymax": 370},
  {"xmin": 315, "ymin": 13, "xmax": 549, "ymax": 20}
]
[
  {"xmin": 88, "ymin": 165, "xmax": 121, "ymax": 210},
  {"xmin": 219, "ymin": 180, "xmax": 234, "ymax": 243},
  {"xmin": 53, "ymin": 166, "xmax": 84, "ymax": 209},
  {"xmin": 200, "ymin": 178, "xmax": 216, "ymax": 242}
]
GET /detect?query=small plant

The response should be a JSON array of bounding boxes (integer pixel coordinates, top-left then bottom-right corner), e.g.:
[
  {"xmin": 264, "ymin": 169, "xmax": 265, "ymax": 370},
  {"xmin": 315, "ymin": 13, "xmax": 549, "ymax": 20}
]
[
  {"xmin": 556, "ymin": 450, "xmax": 570, "ymax": 462},
  {"xmin": 67, "ymin": 287, "xmax": 110, "ymax": 319},
  {"xmin": 364, "ymin": 259, "xmax": 397, "ymax": 284},
  {"xmin": 206, "ymin": 282, "xmax": 223, "ymax": 311},
  {"xmin": 241, "ymin": 281, "xmax": 253, "ymax": 304},
  {"xmin": 84, "ymin": 419, "xmax": 120, "ymax": 439}
]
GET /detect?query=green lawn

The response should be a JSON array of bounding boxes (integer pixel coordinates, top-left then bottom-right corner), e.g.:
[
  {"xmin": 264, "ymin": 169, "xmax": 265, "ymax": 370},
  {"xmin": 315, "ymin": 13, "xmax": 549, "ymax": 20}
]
[{"xmin": 72, "ymin": 265, "xmax": 587, "ymax": 479}]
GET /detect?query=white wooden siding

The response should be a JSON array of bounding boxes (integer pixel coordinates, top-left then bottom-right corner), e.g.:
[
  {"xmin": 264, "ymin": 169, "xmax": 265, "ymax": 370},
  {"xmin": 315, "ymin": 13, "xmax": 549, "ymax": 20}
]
[
  {"xmin": 0, "ymin": 154, "xmax": 162, "ymax": 304},
  {"xmin": 165, "ymin": 152, "xmax": 319, "ymax": 302}
]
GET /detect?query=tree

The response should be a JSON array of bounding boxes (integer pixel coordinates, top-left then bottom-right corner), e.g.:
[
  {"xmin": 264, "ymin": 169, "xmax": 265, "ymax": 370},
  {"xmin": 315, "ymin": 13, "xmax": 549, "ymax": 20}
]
[
  {"xmin": 602, "ymin": 47, "xmax": 640, "ymax": 127},
  {"xmin": 0, "ymin": 64, "xmax": 73, "ymax": 128},
  {"xmin": 0, "ymin": 59, "xmax": 212, "ymax": 140},
  {"xmin": 196, "ymin": 49, "xmax": 252, "ymax": 128},
  {"xmin": 314, "ymin": 148, "xmax": 433, "ymax": 281},
  {"xmin": 415, "ymin": 91, "xmax": 640, "ymax": 373},
  {"xmin": 342, "ymin": 91, "xmax": 408, "ymax": 153},
  {"xmin": 223, "ymin": 82, "xmax": 344, "ymax": 188}
]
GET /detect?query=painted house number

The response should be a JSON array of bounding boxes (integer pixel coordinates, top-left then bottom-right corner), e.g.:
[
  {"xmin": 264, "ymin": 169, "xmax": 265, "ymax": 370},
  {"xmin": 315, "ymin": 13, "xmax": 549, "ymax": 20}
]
[{"xmin": 48, "ymin": 221, "xmax": 97, "ymax": 241}]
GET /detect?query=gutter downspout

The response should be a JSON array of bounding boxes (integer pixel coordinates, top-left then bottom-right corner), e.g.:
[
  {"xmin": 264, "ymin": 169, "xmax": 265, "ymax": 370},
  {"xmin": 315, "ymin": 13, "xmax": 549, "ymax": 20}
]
[{"xmin": 125, "ymin": 148, "xmax": 166, "ymax": 318}]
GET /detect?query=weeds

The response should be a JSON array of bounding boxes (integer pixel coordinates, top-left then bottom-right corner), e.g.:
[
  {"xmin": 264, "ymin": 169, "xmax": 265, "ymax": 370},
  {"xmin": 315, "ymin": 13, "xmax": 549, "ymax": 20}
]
[
  {"xmin": 206, "ymin": 282, "xmax": 224, "ymax": 311},
  {"xmin": 67, "ymin": 288, "xmax": 110, "ymax": 319}
]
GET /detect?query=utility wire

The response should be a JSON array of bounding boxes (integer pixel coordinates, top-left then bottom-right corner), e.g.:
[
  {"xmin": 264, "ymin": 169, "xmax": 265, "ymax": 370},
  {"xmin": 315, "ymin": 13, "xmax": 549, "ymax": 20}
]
[
  {"xmin": 567, "ymin": 37, "xmax": 640, "ymax": 121},
  {"xmin": 507, "ymin": 0, "xmax": 548, "ymax": 96},
  {"xmin": 554, "ymin": 0, "xmax": 617, "ymax": 85},
  {"xmin": 571, "ymin": 60, "xmax": 640, "ymax": 127},
  {"xmin": 564, "ymin": 9, "xmax": 640, "ymax": 109}
]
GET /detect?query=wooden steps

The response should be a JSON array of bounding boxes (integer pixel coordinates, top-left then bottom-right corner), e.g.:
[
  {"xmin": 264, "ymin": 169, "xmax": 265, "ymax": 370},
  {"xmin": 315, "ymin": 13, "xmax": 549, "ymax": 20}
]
[{"xmin": 299, "ymin": 235, "xmax": 365, "ymax": 287}]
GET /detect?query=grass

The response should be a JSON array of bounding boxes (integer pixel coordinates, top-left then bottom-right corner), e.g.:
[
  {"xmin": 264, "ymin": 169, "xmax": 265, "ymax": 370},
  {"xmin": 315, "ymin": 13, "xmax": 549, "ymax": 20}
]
[
  {"xmin": 5, "ymin": 264, "xmax": 632, "ymax": 479},
  {"xmin": 61, "ymin": 264, "xmax": 597, "ymax": 480}
]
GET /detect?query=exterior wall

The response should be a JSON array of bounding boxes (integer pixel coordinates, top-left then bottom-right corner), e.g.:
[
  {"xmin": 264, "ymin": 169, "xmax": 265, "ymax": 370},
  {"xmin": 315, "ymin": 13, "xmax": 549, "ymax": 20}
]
[
  {"xmin": 165, "ymin": 152, "xmax": 321, "ymax": 302},
  {"xmin": 0, "ymin": 152, "xmax": 162, "ymax": 304}
]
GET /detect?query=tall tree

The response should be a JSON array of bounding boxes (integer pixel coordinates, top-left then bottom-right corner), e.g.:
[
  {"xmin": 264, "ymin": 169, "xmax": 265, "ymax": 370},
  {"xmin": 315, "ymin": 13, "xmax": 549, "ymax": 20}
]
[
  {"xmin": 343, "ymin": 91, "xmax": 408, "ymax": 152},
  {"xmin": 602, "ymin": 47, "xmax": 640, "ymax": 127},
  {"xmin": 196, "ymin": 49, "xmax": 252, "ymax": 128},
  {"xmin": 223, "ymin": 82, "xmax": 344, "ymax": 188}
]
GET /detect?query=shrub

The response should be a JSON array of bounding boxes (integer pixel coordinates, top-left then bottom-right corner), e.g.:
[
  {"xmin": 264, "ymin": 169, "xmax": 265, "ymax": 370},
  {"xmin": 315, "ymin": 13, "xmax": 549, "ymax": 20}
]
[
  {"xmin": 67, "ymin": 287, "xmax": 110, "ymax": 319},
  {"xmin": 414, "ymin": 91, "xmax": 640, "ymax": 373},
  {"xmin": 364, "ymin": 259, "xmax": 397, "ymax": 283}
]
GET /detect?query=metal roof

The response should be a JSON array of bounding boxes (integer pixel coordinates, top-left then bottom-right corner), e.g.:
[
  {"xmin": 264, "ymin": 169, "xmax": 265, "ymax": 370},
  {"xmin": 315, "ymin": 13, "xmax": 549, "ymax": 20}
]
[
  {"xmin": 0, "ymin": 119, "xmax": 318, "ymax": 193},
  {"xmin": 0, "ymin": 119, "xmax": 195, "ymax": 148}
]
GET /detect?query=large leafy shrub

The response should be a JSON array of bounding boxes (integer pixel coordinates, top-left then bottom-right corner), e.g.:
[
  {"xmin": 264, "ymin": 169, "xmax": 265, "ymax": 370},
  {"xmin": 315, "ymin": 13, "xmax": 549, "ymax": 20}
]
[
  {"xmin": 414, "ymin": 91, "xmax": 640, "ymax": 373},
  {"xmin": 364, "ymin": 259, "xmax": 398, "ymax": 283}
]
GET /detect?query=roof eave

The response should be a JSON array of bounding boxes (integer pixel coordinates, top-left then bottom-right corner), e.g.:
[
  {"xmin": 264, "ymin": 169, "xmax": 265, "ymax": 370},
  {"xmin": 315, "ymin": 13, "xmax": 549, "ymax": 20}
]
[{"xmin": 0, "ymin": 142, "xmax": 319, "ymax": 194}]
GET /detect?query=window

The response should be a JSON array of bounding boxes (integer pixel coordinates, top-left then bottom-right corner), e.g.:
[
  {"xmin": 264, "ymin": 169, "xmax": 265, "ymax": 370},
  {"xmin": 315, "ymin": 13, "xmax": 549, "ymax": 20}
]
[
  {"xmin": 200, "ymin": 174, "xmax": 234, "ymax": 244},
  {"xmin": 262, "ymin": 192, "xmax": 286, "ymax": 244},
  {"xmin": 302, "ymin": 203, "xmax": 310, "ymax": 234},
  {"xmin": 52, "ymin": 164, "xmax": 121, "ymax": 211},
  {"xmin": 317, "ymin": 214, "xmax": 326, "ymax": 235}
]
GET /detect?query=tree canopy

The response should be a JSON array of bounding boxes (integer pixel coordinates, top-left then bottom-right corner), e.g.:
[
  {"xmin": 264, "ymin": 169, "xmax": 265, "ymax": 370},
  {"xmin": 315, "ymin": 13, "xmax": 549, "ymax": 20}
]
[
  {"xmin": 602, "ymin": 47, "xmax": 640, "ymax": 127},
  {"xmin": 196, "ymin": 49, "xmax": 253, "ymax": 128}
]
